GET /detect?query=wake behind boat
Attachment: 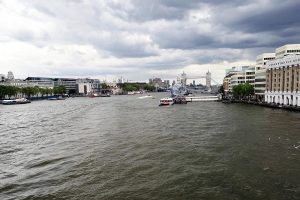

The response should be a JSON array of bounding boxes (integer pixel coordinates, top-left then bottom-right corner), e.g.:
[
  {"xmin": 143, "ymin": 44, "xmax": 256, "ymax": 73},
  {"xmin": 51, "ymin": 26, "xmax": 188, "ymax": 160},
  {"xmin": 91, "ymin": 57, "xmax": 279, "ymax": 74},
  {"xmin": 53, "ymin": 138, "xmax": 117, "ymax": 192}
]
[{"xmin": 138, "ymin": 95, "xmax": 152, "ymax": 99}]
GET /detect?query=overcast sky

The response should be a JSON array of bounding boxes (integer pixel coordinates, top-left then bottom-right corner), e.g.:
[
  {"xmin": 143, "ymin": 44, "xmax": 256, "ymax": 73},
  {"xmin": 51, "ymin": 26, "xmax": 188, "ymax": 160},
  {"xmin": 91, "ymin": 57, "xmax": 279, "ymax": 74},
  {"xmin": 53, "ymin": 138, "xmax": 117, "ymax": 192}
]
[{"xmin": 1, "ymin": 0, "xmax": 300, "ymax": 83}]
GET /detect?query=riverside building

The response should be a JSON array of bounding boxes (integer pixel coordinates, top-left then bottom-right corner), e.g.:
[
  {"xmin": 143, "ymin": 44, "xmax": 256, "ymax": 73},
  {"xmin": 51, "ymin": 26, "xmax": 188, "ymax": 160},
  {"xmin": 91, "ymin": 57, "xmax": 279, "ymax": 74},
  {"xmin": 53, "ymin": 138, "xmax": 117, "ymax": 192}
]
[
  {"xmin": 25, "ymin": 77, "xmax": 54, "ymax": 88},
  {"xmin": 254, "ymin": 53, "xmax": 275, "ymax": 101},
  {"xmin": 53, "ymin": 78, "xmax": 77, "ymax": 93},
  {"xmin": 275, "ymin": 44, "xmax": 300, "ymax": 59},
  {"xmin": 76, "ymin": 78, "xmax": 101, "ymax": 95},
  {"xmin": 265, "ymin": 54, "xmax": 300, "ymax": 106},
  {"xmin": 223, "ymin": 66, "xmax": 255, "ymax": 93}
]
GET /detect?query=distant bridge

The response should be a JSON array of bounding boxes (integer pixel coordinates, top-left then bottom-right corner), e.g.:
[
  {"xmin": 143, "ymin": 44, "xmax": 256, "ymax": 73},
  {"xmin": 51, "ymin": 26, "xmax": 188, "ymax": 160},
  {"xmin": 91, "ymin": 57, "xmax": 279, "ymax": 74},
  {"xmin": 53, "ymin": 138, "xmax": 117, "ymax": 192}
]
[{"xmin": 179, "ymin": 71, "xmax": 220, "ymax": 89}]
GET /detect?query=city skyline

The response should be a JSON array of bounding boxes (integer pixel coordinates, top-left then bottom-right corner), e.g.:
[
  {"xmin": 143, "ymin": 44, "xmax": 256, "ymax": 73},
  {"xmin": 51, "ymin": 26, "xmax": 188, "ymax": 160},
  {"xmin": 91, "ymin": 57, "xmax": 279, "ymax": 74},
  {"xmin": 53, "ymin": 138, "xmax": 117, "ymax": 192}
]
[{"xmin": 1, "ymin": 0, "xmax": 300, "ymax": 83}]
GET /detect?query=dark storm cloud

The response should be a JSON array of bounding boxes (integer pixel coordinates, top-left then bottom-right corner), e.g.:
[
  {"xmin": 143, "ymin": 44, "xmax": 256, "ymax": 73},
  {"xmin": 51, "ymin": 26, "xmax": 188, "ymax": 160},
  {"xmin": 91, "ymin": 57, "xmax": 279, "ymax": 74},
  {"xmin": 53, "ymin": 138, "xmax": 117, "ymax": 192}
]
[
  {"xmin": 228, "ymin": 0, "xmax": 300, "ymax": 33},
  {"xmin": 126, "ymin": 0, "xmax": 253, "ymax": 22},
  {"xmin": 154, "ymin": 32, "xmax": 216, "ymax": 50},
  {"xmin": 124, "ymin": 0, "xmax": 201, "ymax": 21},
  {"xmin": 147, "ymin": 0, "xmax": 300, "ymax": 51},
  {"xmin": 25, "ymin": 0, "xmax": 300, "ymax": 54}
]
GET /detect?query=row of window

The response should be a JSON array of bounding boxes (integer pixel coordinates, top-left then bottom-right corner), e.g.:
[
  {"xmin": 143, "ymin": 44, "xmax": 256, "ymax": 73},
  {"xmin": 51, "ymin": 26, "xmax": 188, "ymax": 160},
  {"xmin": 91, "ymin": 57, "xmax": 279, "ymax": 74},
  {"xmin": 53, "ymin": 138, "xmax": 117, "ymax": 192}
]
[
  {"xmin": 255, "ymin": 79, "xmax": 266, "ymax": 82},
  {"xmin": 255, "ymin": 84, "xmax": 266, "ymax": 87},
  {"xmin": 272, "ymin": 82, "xmax": 299, "ymax": 88},
  {"xmin": 264, "ymin": 57, "xmax": 275, "ymax": 60},
  {"xmin": 287, "ymin": 49, "xmax": 300, "ymax": 53},
  {"xmin": 255, "ymin": 89, "xmax": 265, "ymax": 93},
  {"xmin": 269, "ymin": 59, "xmax": 300, "ymax": 67},
  {"xmin": 273, "ymin": 77, "xmax": 300, "ymax": 81},
  {"xmin": 273, "ymin": 71, "xmax": 300, "ymax": 77}
]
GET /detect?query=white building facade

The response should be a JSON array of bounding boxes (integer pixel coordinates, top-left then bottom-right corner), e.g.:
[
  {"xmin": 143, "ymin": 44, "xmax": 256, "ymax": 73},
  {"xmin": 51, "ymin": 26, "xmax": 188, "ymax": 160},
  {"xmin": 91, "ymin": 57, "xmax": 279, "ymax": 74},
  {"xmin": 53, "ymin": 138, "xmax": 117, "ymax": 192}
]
[
  {"xmin": 275, "ymin": 44, "xmax": 300, "ymax": 59},
  {"xmin": 224, "ymin": 66, "xmax": 255, "ymax": 92},
  {"xmin": 254, "ymin": 53, "xmax": 275, "ymax": 101},
  {"xmin": 265, "ymin": 54, "xmax": 300, "ymax": 106}
]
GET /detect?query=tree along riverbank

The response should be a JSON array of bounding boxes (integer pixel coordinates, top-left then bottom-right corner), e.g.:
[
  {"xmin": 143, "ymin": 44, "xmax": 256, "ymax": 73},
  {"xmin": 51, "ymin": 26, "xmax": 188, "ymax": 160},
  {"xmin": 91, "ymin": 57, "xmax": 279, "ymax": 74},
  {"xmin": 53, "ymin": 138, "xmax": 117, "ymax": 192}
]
[{"xmin": 0, "ymin": 85, "xmax": 66, "ymax": 100}]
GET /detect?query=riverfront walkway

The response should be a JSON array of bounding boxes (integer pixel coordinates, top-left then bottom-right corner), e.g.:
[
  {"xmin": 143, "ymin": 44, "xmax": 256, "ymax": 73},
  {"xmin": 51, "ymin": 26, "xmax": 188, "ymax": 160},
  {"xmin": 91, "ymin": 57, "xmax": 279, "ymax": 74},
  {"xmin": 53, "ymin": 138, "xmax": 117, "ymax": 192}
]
[{"xmin": 223, "ymin": 99, "xmax": 300, "ymax": 112}]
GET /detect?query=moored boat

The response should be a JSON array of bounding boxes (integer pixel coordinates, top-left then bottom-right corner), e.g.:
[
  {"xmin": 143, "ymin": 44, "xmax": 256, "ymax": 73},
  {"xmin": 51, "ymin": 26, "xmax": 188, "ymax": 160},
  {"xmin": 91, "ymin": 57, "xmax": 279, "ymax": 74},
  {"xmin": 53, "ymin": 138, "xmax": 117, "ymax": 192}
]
[
  {"xmin": 100, "ymin": 93, "xmax": 111, "ymax": 97},
  {"xmin": 2, "ymin": 99, "xmax": 17, "ymax": 105},
  {"xmin": 159, "ymin": 97, "xmax": 174, "ymax": 106},
  {"xmin": 173, "ymin": 95, "xmax": 187, "ymax": 104},
  {"xmin": 2, "ymin": 98, "xmax": 31, "ymax": 105},
  {"xmin": 48, "ymin": 96, "xmax": 66, "ymax": 100}
]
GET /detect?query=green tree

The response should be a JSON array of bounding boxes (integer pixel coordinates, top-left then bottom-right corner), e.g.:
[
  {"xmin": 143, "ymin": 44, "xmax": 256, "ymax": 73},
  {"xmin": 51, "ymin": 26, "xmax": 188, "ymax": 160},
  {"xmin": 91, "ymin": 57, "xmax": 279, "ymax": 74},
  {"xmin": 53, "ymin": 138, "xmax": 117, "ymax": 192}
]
[
  {"xmin": 0, "ymin": 85, "xmax": 6, "ymax": 99},
  {"xmin": 144, "ymin": 84, "xmax": 156, "ymax": 92},
  {"xmin": 22, "ymin": 87, "xmax": 35, "ymax": 99},
  {"xmin": 243, "ymin": 82, "xmax": 254, "ymax": 98},
  {"xmin": 120, "ymin": 83, "xmax": 138, "ymax": 92},
  {"xmin": 39, "ymin": 88, "xmax": 47, "ymax": 97},
  {"xmin": 232, "ymin": 83, "xmax": 254, "ymax": 100},
  {"xmin": 232, "ymin": 85, "xmax": 240, "ymax": 99},
  {"xmin": 33, "ymin": 86, "xmax": 40, "ymax": 97},
  {"xmin": 5, "ymin": 86, "xmax": 19, "ymax": 99},
  {"xmin": 218, "ymin": 85, "xmax": 225, "ymax": 94},
  {"xmin": 53, "ymin": 86, "xmax": 66, "ymax": 95},
  {"xmin": 100, "ymin": 83, "xmax": 108, "ymax": 89},
  {"xmin": 45, "ymin": 88, "xmax": 53, "ymax": 96}
]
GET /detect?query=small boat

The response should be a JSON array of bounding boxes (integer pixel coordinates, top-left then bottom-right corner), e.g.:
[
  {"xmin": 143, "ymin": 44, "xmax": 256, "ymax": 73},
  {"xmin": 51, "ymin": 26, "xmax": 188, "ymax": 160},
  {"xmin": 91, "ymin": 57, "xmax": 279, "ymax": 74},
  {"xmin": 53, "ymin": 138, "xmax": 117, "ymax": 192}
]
[
  {"xmin": 2, "ymin": 99, "xmax": 17, "ymax": 105},
  {"xmin": 48, "ymin": 96, "xmax": 66, "ymax": 100},
  {"xmin": 15, "ymin": 98, "xmax": 31, "ymax": 104},
  {"xmin": 57, "ymin": 96, "xmax": 66, "ymax": 100},
  {"xmin": 100, "ymin": 93, "xmax": 111, "ymax": 97},
  {"xmin": 2, "ymin": 98, "xmax": 31, "ymax": 105},
  {"xmin": 159, "ymin": 97, "xmax": 174, "ymax": 106}
]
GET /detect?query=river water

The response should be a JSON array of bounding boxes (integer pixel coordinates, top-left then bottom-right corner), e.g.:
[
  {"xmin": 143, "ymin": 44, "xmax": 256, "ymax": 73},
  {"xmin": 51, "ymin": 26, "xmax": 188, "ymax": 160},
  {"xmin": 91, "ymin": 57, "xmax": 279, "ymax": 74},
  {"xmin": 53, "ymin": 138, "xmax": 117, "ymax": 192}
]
[{"xmin": 0, "ymin": 93, "xmax": 300, "ymax": 200}]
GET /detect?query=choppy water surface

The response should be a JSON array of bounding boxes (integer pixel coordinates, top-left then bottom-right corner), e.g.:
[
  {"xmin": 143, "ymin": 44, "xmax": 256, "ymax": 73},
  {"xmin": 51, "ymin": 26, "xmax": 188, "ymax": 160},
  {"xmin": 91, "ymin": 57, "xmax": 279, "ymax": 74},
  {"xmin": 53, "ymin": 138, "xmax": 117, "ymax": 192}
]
[{"xmin": 0, "ymin": 93, "xmax": 300, "ymax": 200}]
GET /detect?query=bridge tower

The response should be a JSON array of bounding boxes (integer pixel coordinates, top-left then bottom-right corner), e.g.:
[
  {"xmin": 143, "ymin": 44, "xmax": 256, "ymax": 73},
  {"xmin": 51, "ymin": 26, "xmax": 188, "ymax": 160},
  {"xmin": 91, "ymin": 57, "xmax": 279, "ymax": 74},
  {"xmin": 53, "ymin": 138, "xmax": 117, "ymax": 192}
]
[
  {"xmin": 206, "ymin": 71, "xmax": 211, "ymax": 90},
  {"xmin": 180, "ymin": 71, "xmax": 187, "ymax": 86}
]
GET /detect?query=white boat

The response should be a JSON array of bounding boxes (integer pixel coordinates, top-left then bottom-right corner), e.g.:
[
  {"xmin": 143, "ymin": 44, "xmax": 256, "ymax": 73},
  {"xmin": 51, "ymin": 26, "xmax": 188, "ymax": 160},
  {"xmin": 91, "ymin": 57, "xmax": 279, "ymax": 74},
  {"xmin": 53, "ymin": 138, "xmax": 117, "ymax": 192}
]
[
  {"xmin": 2, "ymin": 99, "xmax": 17, "ymax": 105},
  {"xmin": 159, "ymin": 97, "xmax": 174, "ymax": 106},
  {"xmin": 2, "ymin": 98, "xmax": 31, "ymax": 105}
]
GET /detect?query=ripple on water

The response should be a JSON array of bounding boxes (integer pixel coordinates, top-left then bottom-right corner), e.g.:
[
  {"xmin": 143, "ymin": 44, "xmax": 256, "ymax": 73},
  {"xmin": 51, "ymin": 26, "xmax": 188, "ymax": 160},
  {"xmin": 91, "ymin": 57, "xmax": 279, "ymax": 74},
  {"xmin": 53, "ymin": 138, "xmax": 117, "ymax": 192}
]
[
  {"xmin": 25, "ymin": 157, "xmax": 68, "ymax": 169},
  {"xmin": 0, "ymin": 96, "xmax": 300, "ymax": 200}
]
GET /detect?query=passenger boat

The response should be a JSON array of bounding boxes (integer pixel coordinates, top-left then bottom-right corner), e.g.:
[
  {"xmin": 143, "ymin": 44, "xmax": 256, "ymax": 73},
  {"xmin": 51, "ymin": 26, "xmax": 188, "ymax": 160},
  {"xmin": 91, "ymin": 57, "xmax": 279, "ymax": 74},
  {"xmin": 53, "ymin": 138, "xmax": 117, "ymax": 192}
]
[
  {"xmin": 159, "ymin": 97, "xmax": 174, "ymax": 106},
  {"xmin": 2, "ymin": 98, "xmax": 31, "ymax": 105}
]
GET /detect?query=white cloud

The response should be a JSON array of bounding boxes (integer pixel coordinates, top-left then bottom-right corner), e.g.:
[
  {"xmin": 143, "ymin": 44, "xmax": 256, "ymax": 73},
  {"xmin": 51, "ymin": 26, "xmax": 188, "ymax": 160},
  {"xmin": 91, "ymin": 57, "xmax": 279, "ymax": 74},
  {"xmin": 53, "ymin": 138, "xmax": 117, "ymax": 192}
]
[{"xmin": 0, "ymin": 0, "xmax": 299, "ymax": 83}]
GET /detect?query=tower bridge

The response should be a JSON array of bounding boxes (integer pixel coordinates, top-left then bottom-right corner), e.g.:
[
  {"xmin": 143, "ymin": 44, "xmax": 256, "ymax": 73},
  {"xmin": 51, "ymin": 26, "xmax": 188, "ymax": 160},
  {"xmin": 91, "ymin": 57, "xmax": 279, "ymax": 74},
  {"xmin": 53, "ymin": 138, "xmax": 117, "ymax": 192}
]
[{"xmin": 179, "ymin": 71, "xmax": 219, "ymax": 89}]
